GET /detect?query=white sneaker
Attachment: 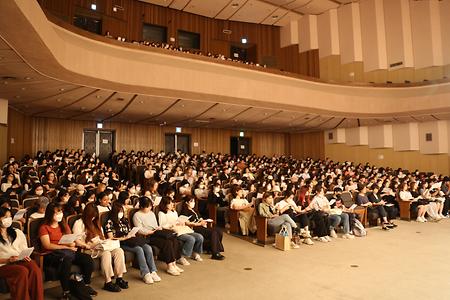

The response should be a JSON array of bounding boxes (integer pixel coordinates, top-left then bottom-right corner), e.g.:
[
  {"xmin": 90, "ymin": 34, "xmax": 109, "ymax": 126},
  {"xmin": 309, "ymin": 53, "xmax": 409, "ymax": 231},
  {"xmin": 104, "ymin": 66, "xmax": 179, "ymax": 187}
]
[
  {"xmin": 143, "ymin": 273, "xmax": 154, "ymax": 284},
  {"xmin": 192, "ymin": 253, "xmax": 203, "ymax": 262},
  {"xmin": 150, "ymin": 272, "xmax": 161, "ymax": 282},
  {"xmin": 290, "ymin": 241, "xmax": 300, "ymax": 249},
  {"xmin": 166, "ymin": 266, "xmax": 180, "ymax": 276},
  {"xmin": 342, "ymin": 234, "xmax": 355, "ymax": 239},
  {"xmin": 175, "ymin": 265, "xmax": 184, "ymax": 273},
  {"xmin": 439, "ymin": 214, "xmax": 445, "ymax": 219},
  {"xmin": 423, "ymin": 217, "xmax": 428, "ymax": 222},
  {"xmin": 303, "ymin": 238, "xmax": 314, "ymax": 245},
  {"xmin": 319, "ymin": 237, "xmax": 329, "ymax": 243},
  {"xmin": 416, "ymin": 217, "xmax": 424, "ymax": 223},
  {"xmin": 177, "ymin": 257, "xmax": 191, "ymax": 265},
  {"xmin": 330, "ymin": 230, "xmax": 338, "ymax": 238},
  {"xmin": 325, "ymin": 235, "xmax": 332, "ymax": 242}
]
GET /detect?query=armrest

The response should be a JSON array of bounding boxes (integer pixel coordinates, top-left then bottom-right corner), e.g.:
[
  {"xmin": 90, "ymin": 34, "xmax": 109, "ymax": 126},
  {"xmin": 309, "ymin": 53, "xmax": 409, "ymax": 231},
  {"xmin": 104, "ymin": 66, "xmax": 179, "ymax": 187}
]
[
  {"xmin": 228, "ymin": 209, "xmax": 240, "ymax": 234},
  {"xmin": 207, "ymin": 203, "xmax": 217, "ymax": 224},
  {"xmin": 255, "ymin": 215, "xmax": 268, "ymax": 244},
  {"xmin": 398, "ymin": 200, "xmax": 412, "ymax": 221},
  {"xmin": 31, "ymin": 251, "xmax": 48, "ymax": 271}
]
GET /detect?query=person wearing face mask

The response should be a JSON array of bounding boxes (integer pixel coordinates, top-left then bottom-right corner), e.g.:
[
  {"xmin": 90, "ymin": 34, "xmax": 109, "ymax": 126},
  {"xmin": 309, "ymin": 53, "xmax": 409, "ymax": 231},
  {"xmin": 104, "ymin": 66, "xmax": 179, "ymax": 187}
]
[
  {"xmin": 39, "ymin": 203, "xmax": 96, "ymax": 299},
  {"xmin": 73, "ymin": 203, "xmax": 128, "ymax": 292},
  {"xmin": 133, "ymin": 196, "xmax": 182, "ymax": 276},
  {"xmin": 105, "ymin": 202, "xmax": 158, "ymax": 287},
  {"xmin": 64, "ymin": 195, "xmax": 84, "ymax": 217},
  {"xmin": 31, "ymin": 184, "xmax": 45, "ymax": 198},
  {"xmin": 0, "ymin": 207, "xmax": 44, "ymax": 300},
  {"xmin": 208, "ymin": 184, "xmax": 229, "ymax": 228},
  {"xmin": 181, "ymin": 197, "xmax": 225, "ymax": 260}
]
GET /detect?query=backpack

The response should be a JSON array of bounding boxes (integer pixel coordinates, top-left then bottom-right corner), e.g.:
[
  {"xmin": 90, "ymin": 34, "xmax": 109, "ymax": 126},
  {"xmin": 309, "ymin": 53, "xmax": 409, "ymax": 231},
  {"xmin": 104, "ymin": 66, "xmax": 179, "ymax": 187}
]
[
  {"xmin": 68, "ymin": 274, "xmax": 92, "ymax": 300},
  {"xmin": 352, "ymin": 219, "xmax": 367, "ymax": 237}
]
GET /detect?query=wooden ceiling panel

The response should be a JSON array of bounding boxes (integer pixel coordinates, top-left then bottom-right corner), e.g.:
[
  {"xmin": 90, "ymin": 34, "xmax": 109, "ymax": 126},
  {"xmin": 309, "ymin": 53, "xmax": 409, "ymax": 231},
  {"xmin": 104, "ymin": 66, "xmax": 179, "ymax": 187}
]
[
  {"xmin": 110, "ymin": 95, "xmax": 177, "ymax": 122},
  {"xmin": 261, "ymin": 7, "xmax": 289, "ymax": 25},
  {"xmin": 294, "ymin": 0, "xmax": 339, "ymax": 14},
  {"xmin": 273, "ymin": 11, "xmax": 302, "ymax": 26},
  {"xmin": 215, "ymin": 0, "xmax": 248, "ymax": 20},
  {"xmin": 229, "ymin": 0, "xmax": 277, "ymax": 23},
  {"xmin": 170, "ymin": 0, "xmax": 190, "ymax": 10},
  {"xmin": 153, "ymin": 99, "xmax": 215, "ymax": 125},
  {"xmin": 282, "ymin": 0, "xmax": 312, "ymax": 10},
  {"xmin": 184, "ymin": 0, "xmax": 231, "ymax": 18},
  {"xmin": 72, "ymin": 92, "xmax": 135, "ymax": 121}
]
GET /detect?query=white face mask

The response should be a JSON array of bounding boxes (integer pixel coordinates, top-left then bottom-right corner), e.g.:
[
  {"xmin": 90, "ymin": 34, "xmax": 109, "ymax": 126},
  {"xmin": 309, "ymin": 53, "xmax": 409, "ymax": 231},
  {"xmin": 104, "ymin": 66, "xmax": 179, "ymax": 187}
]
[
  {"xmin": 36, "ymin": 190, "xmax": 44, "ymax": 196},
  {"xmin": 118, "ymin": 212, "xmax": 124, "ymax": 219},
  {"xmin": 189, "ymin": 201, "xmax": 195, "ymax": 209},
  {"xmin": 1, "ymin": 217, "xmax": 12, "ymax": 228},
  {"xmin": 108, "ymin": 194, "xmax": 113, "ymax": 200},
  {"xmin": 55, "ymin": 212, "xmax": 63, "ymax": 223},
  {"xmin": 213, "ymin": 187, "xmax": 220, "ymax": 193},
  {"xmin": 129, "ymin": 188, "xmax": 136, "ymax": 195},
  {"xmin": 68, "ymin": 174, "xmax": 73, "ymax": 179}
]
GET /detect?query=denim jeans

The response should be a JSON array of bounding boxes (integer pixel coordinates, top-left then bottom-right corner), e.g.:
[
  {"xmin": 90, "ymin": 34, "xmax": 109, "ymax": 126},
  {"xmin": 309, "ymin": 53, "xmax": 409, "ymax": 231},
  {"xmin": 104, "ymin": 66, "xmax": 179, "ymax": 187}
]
[
  {"xmin": 328, "ymin": 213, "xmax": 350, "ymax": 234},
  {"xmin": 267, "ymin": 214, "xmax": 297, "ymax": 236},
  {"xmin": 122, "ymin": 244, "xmax": 156, "ymax": 277},
  {"xmin": 177, "ymin": 233, "xmax": 204, "ymax": 257}
]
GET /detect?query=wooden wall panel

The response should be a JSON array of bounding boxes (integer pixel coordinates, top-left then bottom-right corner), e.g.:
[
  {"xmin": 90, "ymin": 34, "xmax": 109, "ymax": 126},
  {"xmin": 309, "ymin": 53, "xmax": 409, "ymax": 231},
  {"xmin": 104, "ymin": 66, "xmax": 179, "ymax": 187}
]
[
  {"xmin": 325, "ymin": 143, "xmax": 450, "ymax": 175},
  {"xmin": 7, "ymin": 110, "xmax": 291, "ymax": 158},
  {"xmin": 289, "ymin": 131, "xmax": 325, "ymax": 160},
  {"xmin": 38, "ymin": 0, "xmax": 319, "ymax": 78},
  {"xmin": 0, "ymin": 125, "xmax": 7, "ymax": 166}
]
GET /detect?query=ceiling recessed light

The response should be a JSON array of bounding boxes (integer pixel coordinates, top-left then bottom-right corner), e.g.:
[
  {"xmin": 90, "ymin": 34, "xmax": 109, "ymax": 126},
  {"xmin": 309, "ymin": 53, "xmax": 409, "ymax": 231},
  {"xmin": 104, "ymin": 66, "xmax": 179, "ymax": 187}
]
[
  {"xmin": 231, "ymin": 3, "xmax": 239, "ymax": 8},
  {"xmin": 271, "ymin": 15, "xmax": 278, "ymax": 19},
  {"xmin": 139, "ymin": 100, "xmax": 144, "ymax": 104},
  {"xmin": 81, "ymin": 107, "xmax": 86, "ymax": 110},
  {"xmin": 21, "ymin": 87, "xmax": 26, "ymax": 90},
  {"xmin": 56, "ymin": 98, "xmax": 61, "ymax": 102},
  {"xmin": 96, "ymin": 95, "xmax": 102, "ymax": 99},
  {"xmin": 59, "ymin": 88, "xmax": 65, "ymax": 91},
  {"xmin": 24, "ymin": 77, "xmax": 32, "ymax": 80}
]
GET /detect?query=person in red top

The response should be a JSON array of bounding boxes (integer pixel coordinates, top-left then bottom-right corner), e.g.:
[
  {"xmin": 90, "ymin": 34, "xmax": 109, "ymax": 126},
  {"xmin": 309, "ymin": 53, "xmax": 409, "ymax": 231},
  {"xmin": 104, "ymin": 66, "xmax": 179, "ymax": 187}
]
[{"xmin": 39, "ymin": 203, "xmax": 95, "ymax": 299}]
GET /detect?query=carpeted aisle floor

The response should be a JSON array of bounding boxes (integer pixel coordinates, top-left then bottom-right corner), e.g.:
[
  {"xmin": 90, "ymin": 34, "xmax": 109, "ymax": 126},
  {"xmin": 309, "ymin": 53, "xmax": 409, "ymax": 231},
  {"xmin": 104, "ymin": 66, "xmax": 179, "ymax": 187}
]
[{"xmin": 38, "ymin": 219, "xmax": 450, "ymax": 299}]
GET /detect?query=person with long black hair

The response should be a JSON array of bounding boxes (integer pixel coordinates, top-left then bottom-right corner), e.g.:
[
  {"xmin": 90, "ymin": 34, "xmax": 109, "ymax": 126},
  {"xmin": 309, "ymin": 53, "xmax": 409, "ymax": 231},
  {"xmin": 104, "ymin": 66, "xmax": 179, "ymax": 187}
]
[{"xmin": 0, "ymin": 207, "xmax": 44, "ymax": 300}]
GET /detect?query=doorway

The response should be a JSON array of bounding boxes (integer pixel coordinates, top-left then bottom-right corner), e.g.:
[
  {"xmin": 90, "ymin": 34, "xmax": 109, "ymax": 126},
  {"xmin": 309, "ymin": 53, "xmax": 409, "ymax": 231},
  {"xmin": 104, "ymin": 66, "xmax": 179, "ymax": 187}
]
[
  {"xmin": 230, "ymin": 137, "xmax": 251, "ymax": 156},
  {"xmin": 165, "ymin": 134, "xmax": 191, "ymax": 154},
  {"xmin": 83, "ymin": 130, "xmax": 115, "ymax": 161},
  {"xmin": 230, "ymin": 44, "xmax": 257, "ymax": 63}
]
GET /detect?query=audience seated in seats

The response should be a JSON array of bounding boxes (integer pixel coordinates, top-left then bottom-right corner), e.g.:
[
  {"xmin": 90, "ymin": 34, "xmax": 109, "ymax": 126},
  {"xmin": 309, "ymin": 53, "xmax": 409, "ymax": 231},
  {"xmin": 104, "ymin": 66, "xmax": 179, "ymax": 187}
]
[
  {"xmin": 72, "ymin": 203, "xmax": 128, "ymax": 292},
  {"xmin": 180, "ymin": 196, "xmax": 225, "ymax": 260},
  {"xmin": 132, "ymin": 196, "xmax": 183, "ymax": 276},
  {"xmin": 230, "ymin": 187, "xmax": 256, "ymax": 236},
  {"xmin": 207, "ymin": 183, "xmax": 229, "ymax": 227},
  {"xmin": 399, "ymin": 182, "xmax": 429, "ymax": 222},
  {"xmin": 258, "ymin": 192, "xmax": 299, "ymax": 249},
  {"xmin": 105, "ymin": 201, "xmax": 159, "ymax": 286},
  {"xmin": 357, "ymin": 184, "xmax": 396, "ymax": 230},
  {"xmin": 39, "ymin": 203, "xmax": 96, "ymax": 299},
  {"xmin": 28, "ymin": 197, "xmax": 49, "ymax": 220},
  {"xmin": 420, "ymin": 181, "xmax": 445, "ymax": 220},
  {"xmin": 158, "ymin": 196, "xmax": 204, "ymax": 265},
  {"xmin": 0, "ymin": 207, "xmax": 44, "ymax": 300}
]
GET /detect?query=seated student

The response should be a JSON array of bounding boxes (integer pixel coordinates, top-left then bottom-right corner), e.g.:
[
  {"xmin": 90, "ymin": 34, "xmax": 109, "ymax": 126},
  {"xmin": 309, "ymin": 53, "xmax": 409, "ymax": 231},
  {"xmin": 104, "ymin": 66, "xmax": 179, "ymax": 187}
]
[
  {"xmin": 72, "ymin": 203, "xmax": 127, "ymax": 292},
  {"xmin": 230, "ymin": 187, "xmax": 256, "ymax": 236},
  {"xmin": 275, "ymin": 191, "xmax": 313, "ymax": 245},
  {"xmin": 105, "ymin": 202, "xmax": 159, "ymax": 285},
  {"xmin": 64, "ymin": 195, "xmax": 83, "ymax": 217},
  {"xmin": 0, "ymin": 207, "xmax": 44, "ymax": 300},
  {"xmin": 158, "ymin": 196, "xmax": 204, "ymax": 265},
  {"xmin": 258, "ymin": 192, "xmax": 299, "ymax": 249},
  {"xmin": 309, "ymin": 186, "xmax": 354, "ymax": 240},
  {"xmin": 422, "ymin": 181, "xmax": 445, "ymax": 220},
  {"xmin": 357, "ymin": 184, "xmax": 395, "ymax": 230},
  {"xmin": 368, "ymin": 185, "xmax": 398, "ymax": 222},
  {"xmin": 132, "ymin": 196, "xmax": 183, "ymax": 276},
  {"xmin": 193, "ymin": 180, "xmax": 209, "ymax": 218},
  {"xmin": 207, "ymin": 183, "xmax": 229, "ymax": 227},
  {"xmin": 399, "ymin": 182, "xmax": 428, "ymax": 222},
  {"xmin": 28, "ymin": 197, "xmax": 49, "ymax": 220},
  {"xmin": 96, "ymin": 192, "xmax": 112, "ymax": 213},
  {"xmin": 39, "ymin": 203, "xmax": 96, "ymax": 299},
  {"xmin": 181, "ymin": 196, "xmax": 225, "ymax": 260}
]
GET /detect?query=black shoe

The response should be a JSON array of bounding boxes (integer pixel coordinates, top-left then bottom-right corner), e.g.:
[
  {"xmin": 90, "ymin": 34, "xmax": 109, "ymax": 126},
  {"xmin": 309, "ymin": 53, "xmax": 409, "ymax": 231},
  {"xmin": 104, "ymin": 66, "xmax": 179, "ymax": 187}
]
[
  {"xmin": 389, "ymin": 222, "xmax": 398, "ymax": 228},
  {"xmin": 211, "ymin": 253, "xmax": 225, "ymax": 260},
  {"xmin": 382, "ymin": 225, "xmax": 390, "ymax": 231},
  {"xmin": 59, "ymin": 291, "xmax": 71, "ymax": 300},
  {"xmin": 116, "ymin": 278, "xmax": 129, "ymax": 289},
  {"xmin": 86, "ymin": 285, "xmax": 98, "ymax": 297},
  {"xmin": 103, "ymin": 282, "xmax": 121, "ymax": 293}
]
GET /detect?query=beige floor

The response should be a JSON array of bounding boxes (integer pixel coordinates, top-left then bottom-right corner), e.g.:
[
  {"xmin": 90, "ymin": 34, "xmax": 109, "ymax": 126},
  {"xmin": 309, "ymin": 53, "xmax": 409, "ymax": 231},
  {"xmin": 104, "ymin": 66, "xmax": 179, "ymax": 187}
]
[{"xmin": 31, "ymin": 220, "xmax": 450, "ymax": 299}]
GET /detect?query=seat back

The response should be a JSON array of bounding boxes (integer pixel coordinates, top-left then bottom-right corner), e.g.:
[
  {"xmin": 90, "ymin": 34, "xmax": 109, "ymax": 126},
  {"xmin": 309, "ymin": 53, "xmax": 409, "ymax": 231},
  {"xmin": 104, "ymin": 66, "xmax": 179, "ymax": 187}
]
[
  {"xmin": 128, "ymin": 208, "xmax": 139, "ymax": 226},
  {"xmin": 10, "ymin": 199, "xmax": 19, "ymax": 208},
  {"xmin": 27, "ymin": 218, "xmax": 44, "ymax": 251},
  {"xmin": 23, "ymin": 197, "xmax": 39, "ymax": 209},
  {"xmin": 340, "ymin": 192, "xmax": 354, "ymax": 207},
  {"xmin": 67, "ymin": 214, "xmax": 82, "ymax": 231},
  {"xmin": 100, "ymin": 211, "xmax": 111, "ymax": 228},
  {"xmin": 175, "ymin": 202, "xmax": 184, "ymax": 215},
  {"xmin": 12, "ymin": 221, "xmax": 22, "ymax": 231}
]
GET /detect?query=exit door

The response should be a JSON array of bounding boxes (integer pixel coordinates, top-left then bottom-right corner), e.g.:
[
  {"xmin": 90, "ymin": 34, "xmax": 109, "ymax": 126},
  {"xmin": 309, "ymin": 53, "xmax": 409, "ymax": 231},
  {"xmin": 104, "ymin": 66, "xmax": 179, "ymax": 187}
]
[
  {"xmin": 165, "ymin": 134, "xmax": 191, "ymax": 154},
  {"xmin": 83, "ymin": 130, "xmax": 115, "ymax": 161},
  {"xmin": 230, "ymin": 137, "xmax": 251, "ymax": 156}
]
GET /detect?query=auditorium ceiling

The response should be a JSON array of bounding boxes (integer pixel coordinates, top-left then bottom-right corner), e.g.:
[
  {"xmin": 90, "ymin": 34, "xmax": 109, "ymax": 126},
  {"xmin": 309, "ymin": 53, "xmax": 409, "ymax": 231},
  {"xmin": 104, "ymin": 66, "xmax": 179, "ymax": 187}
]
[
  {"xmin": 0, "ymin": 35, "xmax": 445, "ymax": 133},
  {"xmin": 139, "ymin": 0, "xmax": 358, "ymax": 26}
]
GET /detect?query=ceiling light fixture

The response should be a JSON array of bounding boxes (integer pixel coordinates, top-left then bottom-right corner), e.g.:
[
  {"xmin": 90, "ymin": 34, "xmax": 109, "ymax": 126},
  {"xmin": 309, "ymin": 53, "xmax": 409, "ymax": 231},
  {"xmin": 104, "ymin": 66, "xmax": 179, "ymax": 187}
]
[
  {"xmin": 59, "ymin": 88, "xmax": 65, "ymax": 91},
  {"xmin": 231, "ymin": 3, "xmax": 239, "ymax": 8},
  {"xmin": 272, "ymin": 15, "xmax": 278, "ymax": 19},
  {"xmin": 24, "ymin": 77, "xmax": 32, "ymax": 80}
]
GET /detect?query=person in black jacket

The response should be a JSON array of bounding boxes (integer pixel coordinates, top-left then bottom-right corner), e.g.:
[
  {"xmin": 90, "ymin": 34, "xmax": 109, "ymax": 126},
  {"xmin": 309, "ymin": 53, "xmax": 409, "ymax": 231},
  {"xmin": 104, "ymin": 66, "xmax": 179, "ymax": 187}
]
[
  {"xmin": 207, "ymin": 183, "xmax": 229, "ymax": 228},
  {"xmin": 181, "ymin": 196, "xmax": 225, "ymax": 260}
]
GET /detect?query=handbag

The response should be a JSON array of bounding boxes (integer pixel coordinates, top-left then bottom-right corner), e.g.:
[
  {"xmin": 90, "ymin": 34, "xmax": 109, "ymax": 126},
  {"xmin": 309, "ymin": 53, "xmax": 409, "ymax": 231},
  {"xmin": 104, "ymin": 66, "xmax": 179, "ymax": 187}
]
[
  {"xmin": 152, "ymin": 229, "xmax": 177, "ymax": 239},
  {"xmin": 90, "ymin": 239, "xmax": 121, "ymax": 258},
  {"xmin": 121, "ymin": 236, "xmax": 148, "ymax": 248},
  {"xmin": 172, "ymin": 225, "xmax": 194, "ymax": 236}
]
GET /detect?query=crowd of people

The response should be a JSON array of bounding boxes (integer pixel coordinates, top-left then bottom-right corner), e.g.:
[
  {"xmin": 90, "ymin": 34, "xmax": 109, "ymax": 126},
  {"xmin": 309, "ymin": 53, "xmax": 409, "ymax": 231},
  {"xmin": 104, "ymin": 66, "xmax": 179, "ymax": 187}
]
[
  {"xmin": 104, "ymin": 31, "xmax": 267, "ymax": 69},
  {"xmin": 0, "ymin": 149, "xmax": 449, "ymax": 299}
]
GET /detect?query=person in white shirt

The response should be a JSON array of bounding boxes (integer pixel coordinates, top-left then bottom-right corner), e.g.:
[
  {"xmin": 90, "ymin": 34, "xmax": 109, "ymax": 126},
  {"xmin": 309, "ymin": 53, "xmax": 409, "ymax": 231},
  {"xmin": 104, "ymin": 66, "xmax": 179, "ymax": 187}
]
[
  {"xmin": 132, "ymin": 196, "xmax": 182, "ymax": 276},
  {"xmin": 399, "ymin": 182, "xmax": 428, "ymax": 222},
  {"xmin": 0, "ymin": 207, "xmax": 44, "ymax": 300},
  {"xmin": 96, "ymin": 192, "xmax": 111, "ymax": 213},
  {"xmin": 158, "ymin": 197, "xmax": 203, "ymax": 265},
  {"xmin": 230, "ymin": 187, "xmax": 256, "ymax": 236},
  {"xmin": 73, "ymin": 203, "xmax": 128, "ymax": 291}
]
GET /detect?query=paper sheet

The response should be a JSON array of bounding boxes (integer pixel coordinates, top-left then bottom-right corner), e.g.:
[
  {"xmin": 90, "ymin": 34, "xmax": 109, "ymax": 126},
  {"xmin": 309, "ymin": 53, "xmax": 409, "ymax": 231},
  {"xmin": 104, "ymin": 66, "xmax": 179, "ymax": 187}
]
[
  {"xmin": 58, "ymin": 233, "xmax": 84, "ymax": 244},
  {"xmin": 126, "ymin": 227, "xmax": 141, "ymax": 238},
  {"xmin": 18, "ymin": 247, "xmax": 34, "ymax": 261},
  {"xmin": 349, "ymin": 204, "xmax": 357, "ymax": 210},
  {"xmin": 13, "ymin": 209, "xmax": 27, "ymax": 221},
  {"xmin": 153, "ymin": 196, "xmax": 162, "ymax": 206},
  {"xmin": 329, "ymin": 199, "xmax": 336, "ymax": 206}
]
